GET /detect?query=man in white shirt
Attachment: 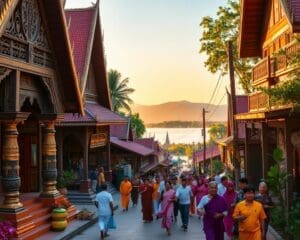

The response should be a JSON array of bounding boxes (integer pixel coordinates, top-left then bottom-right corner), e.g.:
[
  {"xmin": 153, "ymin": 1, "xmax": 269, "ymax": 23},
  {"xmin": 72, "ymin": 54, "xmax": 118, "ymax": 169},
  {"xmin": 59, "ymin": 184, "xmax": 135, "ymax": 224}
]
[
  {"xmin": 95, "ymin": 184, "xmax": 114, "ymax": 239},
  {"xmin": 217, "ymin": 176, "xmax": 228, "ymax": 196},
  {"xmin": 175, "ymin": 176, "xmax": 193, "ymax": 231}
]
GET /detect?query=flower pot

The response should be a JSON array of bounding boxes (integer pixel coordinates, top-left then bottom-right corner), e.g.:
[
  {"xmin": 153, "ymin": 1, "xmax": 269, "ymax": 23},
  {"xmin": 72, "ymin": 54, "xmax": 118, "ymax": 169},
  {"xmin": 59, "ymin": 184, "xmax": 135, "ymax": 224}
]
[{"xmin": 51, "ymin": 208, "xmax": 68, "ymax": 231}]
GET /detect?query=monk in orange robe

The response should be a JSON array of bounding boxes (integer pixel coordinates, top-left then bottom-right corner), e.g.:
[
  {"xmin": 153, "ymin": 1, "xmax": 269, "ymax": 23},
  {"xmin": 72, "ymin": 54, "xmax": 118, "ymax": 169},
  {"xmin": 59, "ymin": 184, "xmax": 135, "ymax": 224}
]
[
  {"xmin": 233, "ymin": 186, "xmax": 266, "ymax": 240},
  {"xmin": 119, "ymin": 176, "xmax": 132, "ymax": 211}
]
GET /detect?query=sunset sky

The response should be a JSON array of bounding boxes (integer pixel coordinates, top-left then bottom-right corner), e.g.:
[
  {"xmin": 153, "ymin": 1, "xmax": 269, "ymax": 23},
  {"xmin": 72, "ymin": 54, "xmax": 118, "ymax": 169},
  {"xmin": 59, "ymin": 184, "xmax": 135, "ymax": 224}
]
[{"xmin": 66, "ymin": 0, "xmax": 233, "ymax": 105}]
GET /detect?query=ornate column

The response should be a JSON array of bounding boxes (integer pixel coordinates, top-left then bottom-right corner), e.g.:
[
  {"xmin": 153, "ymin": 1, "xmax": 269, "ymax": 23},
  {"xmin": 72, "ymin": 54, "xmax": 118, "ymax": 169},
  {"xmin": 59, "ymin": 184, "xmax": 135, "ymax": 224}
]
[
  {"xmin": 40, "ymin": 121, "xmax": 59, "ymax": 198},
  {"xmin": 80, "ymin": 127, "xmax": 91, "ymax": 193},
  {"xmin": 1, "ymin": 122, "xmax": 23, "ymax": 211},
  {"xmin": 0, "ymin": 112, "xmax": 29, "ymax": 212}
]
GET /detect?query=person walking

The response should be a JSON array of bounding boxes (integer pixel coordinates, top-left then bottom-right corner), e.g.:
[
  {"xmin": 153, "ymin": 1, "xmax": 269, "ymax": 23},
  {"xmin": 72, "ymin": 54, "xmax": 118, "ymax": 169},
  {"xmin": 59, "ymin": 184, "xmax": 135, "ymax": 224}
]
[
  {"xmin": 119, "ymin": 176, "xmax": 132, "ymax": 211},
  {"xmin": 171, "ymin": 175, "xmax": 180, "ymax": 222},
  {"xmin": 233, "ymin": 186, "xmax": 266, "ymax": 240},
  {"xmin": 140, "ymin": 178, "xmax": 154, "ymax": 223},
  {"xmin": 233, "ymin": 177, "xmax": 248, "ymax": 237},
  {"xmin": 96, "ymin": 167, "xmax": 106, "ymax": 193},
  {"xmin": 90, "ymin": 167, "xmax": 98, "ymax": 193},
  {"xmin": 223, "ymin": 181, "xmax": 237, "ymax": 239},
  {"xmin": 217, "ymin": 176, "xmax": 228, "ymax": 196},
  {"xmin": 95, "ymin": 184, "xmax": 114, "ymax": 239},
  {"xmin": 131, "ymin": 176, "xmax": 140, "ymax": 207},
  {"xmin": 157, "ymin": 181, "xmax": 176, "ymax": 236},
  {"xmin": 255, "ymin": 182, "xmax": 273, "ymax": 240},
  {"xmin": 197, "ymin": 181, "xmax": 227, "ymax": 240},
  {"xmin": 152, "ymin": 176, "xmax": 161, "ymax": 216},
  {"xmin": 175, "ymin": 176, "xmax": 193, "ymax": 232}
]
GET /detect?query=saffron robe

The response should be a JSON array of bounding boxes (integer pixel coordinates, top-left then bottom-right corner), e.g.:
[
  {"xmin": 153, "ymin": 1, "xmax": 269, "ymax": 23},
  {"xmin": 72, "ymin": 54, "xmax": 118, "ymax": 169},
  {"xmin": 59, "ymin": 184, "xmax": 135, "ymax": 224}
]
[{"xmin": 119, "ymin": 180, "xmax": 132, "ymax": 209}]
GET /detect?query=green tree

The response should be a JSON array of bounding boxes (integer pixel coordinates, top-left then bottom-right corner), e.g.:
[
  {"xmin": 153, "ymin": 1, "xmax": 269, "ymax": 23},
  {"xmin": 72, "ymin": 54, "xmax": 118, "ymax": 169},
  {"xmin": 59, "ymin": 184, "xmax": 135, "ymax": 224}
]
[
  {"xmin": 199, "ymin": 0, "xmax": 257, "ymax": 93},
  {"xmin": 108, "ymin": 69, "xmax": 135, "ymax": 113},
  {"xmin": 208, "ymin": 123, "xmax": 226, "ymax": 142},
  {"xmin": 129, "ymin": 113, "xmax": 146, "ymax": 138}
]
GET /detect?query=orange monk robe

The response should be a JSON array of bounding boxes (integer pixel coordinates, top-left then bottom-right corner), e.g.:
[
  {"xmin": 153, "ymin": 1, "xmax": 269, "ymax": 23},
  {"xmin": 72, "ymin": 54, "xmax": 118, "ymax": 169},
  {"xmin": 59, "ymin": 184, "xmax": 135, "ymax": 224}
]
[
  {"xmin": 233, "ymin": 200, "xmax": 266, "ymax": 240},
  {"xmin": 120, "ymin": 180, "xmax": 132, "ymax": 209}
]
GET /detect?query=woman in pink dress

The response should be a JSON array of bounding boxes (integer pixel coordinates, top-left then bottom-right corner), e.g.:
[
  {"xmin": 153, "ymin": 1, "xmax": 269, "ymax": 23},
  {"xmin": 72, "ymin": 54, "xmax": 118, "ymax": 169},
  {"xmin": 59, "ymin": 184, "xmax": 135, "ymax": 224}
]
[
  {"xmin": 196, "ymin": 178, "xmax": 208, "ymax": 206},
  {"xmin": 157, "ymin": 180, "xmax": 175, "ymax": 236},
  {"xmin": 223, "ymin": 181, "xmax": 237, "ymax": 239}
]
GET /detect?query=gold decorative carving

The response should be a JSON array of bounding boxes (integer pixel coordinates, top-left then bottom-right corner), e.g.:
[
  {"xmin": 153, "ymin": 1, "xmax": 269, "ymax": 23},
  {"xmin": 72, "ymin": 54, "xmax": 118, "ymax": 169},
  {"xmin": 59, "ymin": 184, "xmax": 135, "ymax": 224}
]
[
  {"xmin": 41, "ymin": 121, "xmax": 59, "ymax": 197},
  {"xmin": 0, "ymin": 66, "xmax": 12, "ymax": 83},
  {"xmin": 1, "ymin": 122, "xmax": 23, "ymax": 210}
]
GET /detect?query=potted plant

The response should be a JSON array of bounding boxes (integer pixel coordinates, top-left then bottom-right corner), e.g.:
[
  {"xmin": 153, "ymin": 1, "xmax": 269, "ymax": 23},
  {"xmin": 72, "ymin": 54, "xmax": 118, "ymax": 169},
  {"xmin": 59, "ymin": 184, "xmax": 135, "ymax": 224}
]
[
  {"xmin": 51, "ymin": 199, "xmax": 71, "ymax": 231},
  {"xmin": 57, "ymin": 170, "xmax": 77, "ymax": 195}
]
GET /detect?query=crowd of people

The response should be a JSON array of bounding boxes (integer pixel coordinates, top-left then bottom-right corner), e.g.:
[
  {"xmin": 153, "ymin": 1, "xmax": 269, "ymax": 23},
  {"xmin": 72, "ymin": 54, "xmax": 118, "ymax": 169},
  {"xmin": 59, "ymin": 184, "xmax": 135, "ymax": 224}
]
[{"xmin": 96, "ymin": 171, "xmax": 274, "ymax": 240}]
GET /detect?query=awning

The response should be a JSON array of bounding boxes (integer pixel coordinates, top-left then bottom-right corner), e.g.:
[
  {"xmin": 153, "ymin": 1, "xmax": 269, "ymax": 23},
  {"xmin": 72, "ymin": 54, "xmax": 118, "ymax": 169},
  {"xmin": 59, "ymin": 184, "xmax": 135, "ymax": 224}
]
[
  {"xmin": 110, "ymin": 137, "xmax": 154, "ymax": 156},
  {"xmin": 194, "ymin": 145, "xmax": 220, "ymax": 163},
  {"xmin": 140, "ymin": 161, "xmax": 159, "ymax": 173},
  {"xmin": 59, "ymin": 103, "xmax": 127, "ymax": 126},
  {"xmin": 217, "ymin": 136, "xmax": 233, "ymax": 147}
]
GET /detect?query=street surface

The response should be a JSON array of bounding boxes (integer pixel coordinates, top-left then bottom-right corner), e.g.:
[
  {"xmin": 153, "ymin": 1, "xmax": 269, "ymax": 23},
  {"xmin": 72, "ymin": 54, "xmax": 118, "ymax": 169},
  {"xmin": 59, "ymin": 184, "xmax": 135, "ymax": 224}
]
[{"xmin": 70, "ymin": 193, "xmax": 276, "ymax": 240}]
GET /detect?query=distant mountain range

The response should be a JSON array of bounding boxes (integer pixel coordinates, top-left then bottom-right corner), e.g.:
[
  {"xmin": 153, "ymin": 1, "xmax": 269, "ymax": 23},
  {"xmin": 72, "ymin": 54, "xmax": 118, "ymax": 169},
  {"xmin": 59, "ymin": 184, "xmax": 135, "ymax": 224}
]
[{"xmin": 131, "ymin": 101, "xmax": 227, "ymax": 124}]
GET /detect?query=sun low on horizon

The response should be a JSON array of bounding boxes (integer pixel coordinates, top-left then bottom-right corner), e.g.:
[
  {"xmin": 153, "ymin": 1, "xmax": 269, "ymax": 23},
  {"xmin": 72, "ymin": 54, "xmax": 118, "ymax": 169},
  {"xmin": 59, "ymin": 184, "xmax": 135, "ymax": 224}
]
[{"xmin": 65, "ymin": 0, "xmax": 229, "ymax": 106}]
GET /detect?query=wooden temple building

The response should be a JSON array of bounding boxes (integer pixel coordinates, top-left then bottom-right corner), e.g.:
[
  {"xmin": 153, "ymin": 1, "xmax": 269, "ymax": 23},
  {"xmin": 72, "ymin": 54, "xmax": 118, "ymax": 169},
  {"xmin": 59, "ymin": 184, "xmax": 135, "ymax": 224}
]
[
  {"xmin": 0, "ymin": 0, "xmax": 84, "ymax": 238},
  {"xmin": 57, "ymin": 1, "xmax": 127, "ymax": 195},
  {"xmin": 237, "ymin": 0, "xmax": 300, "ymax": 202}
]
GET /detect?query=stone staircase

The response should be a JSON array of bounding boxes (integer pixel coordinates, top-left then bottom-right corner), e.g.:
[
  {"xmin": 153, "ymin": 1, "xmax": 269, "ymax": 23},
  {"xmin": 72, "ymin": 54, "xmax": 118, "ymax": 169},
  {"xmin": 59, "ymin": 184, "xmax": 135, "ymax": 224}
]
[
  {"xmin": 67, "ymin": 182, "xmax": 118, "ymax": 205},
  {"xmin": 17, "ymin": 195, "xmax": 77, "ymax": 240}
]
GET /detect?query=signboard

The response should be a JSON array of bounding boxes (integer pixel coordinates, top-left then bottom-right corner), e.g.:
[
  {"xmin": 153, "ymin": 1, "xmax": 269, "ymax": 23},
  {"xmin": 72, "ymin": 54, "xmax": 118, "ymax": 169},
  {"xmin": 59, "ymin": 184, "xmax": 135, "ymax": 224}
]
[{"xmin": 90, "ymin": 133, "xmax": 107, "ymax": 148}]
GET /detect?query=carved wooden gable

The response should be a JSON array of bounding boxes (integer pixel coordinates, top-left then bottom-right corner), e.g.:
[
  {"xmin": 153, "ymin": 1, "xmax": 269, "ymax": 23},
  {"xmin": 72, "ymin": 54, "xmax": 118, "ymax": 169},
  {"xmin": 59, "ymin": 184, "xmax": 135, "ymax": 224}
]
[
  {"xmin": 84, "ymin": 64, "xmax": 98, "ymax": 103},
  {"xmin": 0, "ymin": 0, "xmax": 53, "ymax": 68},
  {"xmin": 261, "ymin": 0, "xmax": 290, "ymax": 55}
]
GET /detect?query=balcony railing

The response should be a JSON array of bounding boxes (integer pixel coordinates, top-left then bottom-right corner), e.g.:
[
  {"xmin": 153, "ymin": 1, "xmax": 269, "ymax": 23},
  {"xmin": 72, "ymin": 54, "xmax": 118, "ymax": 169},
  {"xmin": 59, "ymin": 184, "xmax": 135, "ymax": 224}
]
[
  {"xmin": 249, "ymin": 92, "xmax": 269, "ymax": 112},
  {"xmin": 252, "ymin": 56, "xmax": 270, "ymax": 84},
  {"xmin": 252, "ymin": 42, "xmax": 300, "ymax": 84}
]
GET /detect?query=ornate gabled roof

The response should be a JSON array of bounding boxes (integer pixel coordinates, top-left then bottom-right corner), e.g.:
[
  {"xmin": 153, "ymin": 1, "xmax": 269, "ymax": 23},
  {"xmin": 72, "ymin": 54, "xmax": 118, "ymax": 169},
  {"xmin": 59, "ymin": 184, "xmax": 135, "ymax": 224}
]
[
  {"xmin": 65, "ymin": 0, "xmax": 112, "ymax": 109},
  {"xmin": 0, "ymin": 0, "xmax": 84, "ymax": 114},
  {"xmin": 239, "ymin": 0, "xmax": 300, "ymax": 58}
]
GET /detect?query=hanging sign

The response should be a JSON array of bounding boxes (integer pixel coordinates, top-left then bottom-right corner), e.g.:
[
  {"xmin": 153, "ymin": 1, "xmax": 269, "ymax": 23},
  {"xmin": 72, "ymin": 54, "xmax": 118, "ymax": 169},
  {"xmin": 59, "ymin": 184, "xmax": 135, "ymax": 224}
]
[{"xmin": 90, "ymin": 133, "xmax": 107, "ymax": 148}]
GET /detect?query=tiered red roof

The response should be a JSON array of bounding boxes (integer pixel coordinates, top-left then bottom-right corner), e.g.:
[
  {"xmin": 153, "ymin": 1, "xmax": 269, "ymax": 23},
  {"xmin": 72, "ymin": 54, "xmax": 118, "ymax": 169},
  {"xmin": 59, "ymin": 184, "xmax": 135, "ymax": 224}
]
[
  {"xmin": 60, "ymin": 103, "xmax": 127, "ymax": 126},
  {"xmin": 194, "ymin": 145, "xmax": 220, "ymax": 163},
  {"xmin": 110, "ymin": 137, "xmax": 154, "ymax": 156},
  {"xmin": 65, "ymin": 8, "xmax": 94, "ymax": 78}
]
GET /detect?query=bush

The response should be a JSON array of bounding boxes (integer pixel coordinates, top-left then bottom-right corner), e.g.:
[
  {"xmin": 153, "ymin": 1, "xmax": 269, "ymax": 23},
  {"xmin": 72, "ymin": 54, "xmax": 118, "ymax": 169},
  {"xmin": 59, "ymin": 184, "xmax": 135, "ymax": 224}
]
[{"xmin": 57, "ymin": 170, "xmax": 77, "ymax": 188}]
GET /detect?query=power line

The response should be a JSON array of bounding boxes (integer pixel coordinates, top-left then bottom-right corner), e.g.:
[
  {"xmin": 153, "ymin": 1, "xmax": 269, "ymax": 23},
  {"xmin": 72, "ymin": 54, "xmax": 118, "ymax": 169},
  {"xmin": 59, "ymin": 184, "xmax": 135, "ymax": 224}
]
[
  {"xmin": 206, "ymin": 91, "xmax": 227, "ymax": 122},
  {"xmin": 206, "ymin": 72, "xmax": 222, "ymax": 112}
]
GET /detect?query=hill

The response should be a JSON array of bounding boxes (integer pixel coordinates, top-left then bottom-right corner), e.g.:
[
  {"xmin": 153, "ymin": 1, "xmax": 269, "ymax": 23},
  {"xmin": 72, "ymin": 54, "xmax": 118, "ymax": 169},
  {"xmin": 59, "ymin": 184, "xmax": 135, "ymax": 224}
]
[{"xmin": 131, "ymin": 101, "xmax": 227, "ymax": 124}]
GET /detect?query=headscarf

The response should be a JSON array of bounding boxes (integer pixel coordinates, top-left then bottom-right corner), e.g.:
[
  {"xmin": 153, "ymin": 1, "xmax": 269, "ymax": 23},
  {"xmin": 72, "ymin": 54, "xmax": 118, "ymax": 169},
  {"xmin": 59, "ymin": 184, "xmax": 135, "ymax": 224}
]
[{"xmin": 223, "ymin": 181, "xmax": 236, "ymax": 208}]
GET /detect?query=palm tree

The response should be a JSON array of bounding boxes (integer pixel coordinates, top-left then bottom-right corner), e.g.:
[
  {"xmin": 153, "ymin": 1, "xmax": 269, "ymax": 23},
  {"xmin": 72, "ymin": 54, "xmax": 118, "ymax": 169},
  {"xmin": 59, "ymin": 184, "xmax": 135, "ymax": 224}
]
[{"xmin": 108, "ymin": 69, "xmax": 135, "ymax": 113}]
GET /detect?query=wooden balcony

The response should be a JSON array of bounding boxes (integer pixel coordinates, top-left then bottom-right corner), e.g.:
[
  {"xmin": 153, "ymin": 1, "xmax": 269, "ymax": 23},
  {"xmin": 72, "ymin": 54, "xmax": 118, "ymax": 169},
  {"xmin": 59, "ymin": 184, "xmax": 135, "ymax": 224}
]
[
  {"xmin": 249, "ymin": 92, "xmax": 269, "ymax": 112},
  {"xmin": 252, "ymin": 42, "xmax": 300, "ymax": 85},
  {"xmin": 252, "ymin": 56, "xmax": 270, "ymax": 84}
]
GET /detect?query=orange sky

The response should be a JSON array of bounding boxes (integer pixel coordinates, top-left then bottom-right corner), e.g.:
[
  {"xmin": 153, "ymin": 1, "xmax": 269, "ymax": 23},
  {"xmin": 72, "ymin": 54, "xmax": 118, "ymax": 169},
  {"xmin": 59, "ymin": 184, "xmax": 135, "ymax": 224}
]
[{"xmin": 66, "ymin": 0, "xmax": 237, "ymax": 105}]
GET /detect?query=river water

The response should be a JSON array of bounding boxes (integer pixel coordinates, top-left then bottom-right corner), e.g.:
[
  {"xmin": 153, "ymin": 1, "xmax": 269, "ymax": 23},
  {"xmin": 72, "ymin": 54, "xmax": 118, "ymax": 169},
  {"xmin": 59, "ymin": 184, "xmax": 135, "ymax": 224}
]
[{"xmin": 144, "ymin": 128, "xmax": 210, "ymax": 144}]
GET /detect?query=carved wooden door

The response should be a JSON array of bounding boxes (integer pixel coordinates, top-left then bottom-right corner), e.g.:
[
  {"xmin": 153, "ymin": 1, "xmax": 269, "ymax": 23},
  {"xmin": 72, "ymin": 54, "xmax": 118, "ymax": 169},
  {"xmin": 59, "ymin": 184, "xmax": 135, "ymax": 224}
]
[{"xmin": 18, "ymin": 133, "xmax": 39, "ymax": 192}]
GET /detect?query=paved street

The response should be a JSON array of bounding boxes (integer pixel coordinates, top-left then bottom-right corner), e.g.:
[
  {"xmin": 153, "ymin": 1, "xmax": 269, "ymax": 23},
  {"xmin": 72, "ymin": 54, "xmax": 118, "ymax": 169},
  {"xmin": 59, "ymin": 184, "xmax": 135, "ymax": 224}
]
[
  {"xmin": 71, "ymin": 193, "xmax": 206, "ymax": 240},
  {"xmin": 70, "ymin": 193, "xmax": 276, "ymax": 240}
]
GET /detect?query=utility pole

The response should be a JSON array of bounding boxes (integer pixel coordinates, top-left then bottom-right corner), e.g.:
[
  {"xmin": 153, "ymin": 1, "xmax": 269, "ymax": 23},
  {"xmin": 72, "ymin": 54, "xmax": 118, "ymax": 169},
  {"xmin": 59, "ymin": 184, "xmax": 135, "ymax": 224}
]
[
  {"xmin": 228, "ymin": 41, "xmax": 240, "ymax": 183},
  {"xmin": 200, "ymin": 108, "xmax": 209, "ymax": 176}
]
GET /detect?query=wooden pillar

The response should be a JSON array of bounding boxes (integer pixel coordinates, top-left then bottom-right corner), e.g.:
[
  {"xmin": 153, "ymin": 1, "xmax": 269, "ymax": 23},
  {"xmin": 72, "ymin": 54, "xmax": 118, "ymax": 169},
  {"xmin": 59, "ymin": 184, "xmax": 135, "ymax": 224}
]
[
  {"xmin": 285, "ymin": 118, "xmax": 293, "ymax": 209},
  {"xmin": 56, "ymin": 128, "xmax": 63, "ymax": 178},
  {"xmin": 261, "ymin": 122, "xmax": 269, "ymax": 179},
  {"xmin": 244, "ymin": 126, "xmax": 250, "ymax": 178},
  {"xmin": 106, "ymin": 136, "xmax": 112, "ymax": 182},
  {"xmin": 0, "ymin": 122, "xmax": 23, "ymax": 211},
  {"xmin": 80, "ymin": 127, "xmax": 91, "ymax": 192},
  {"xmin": 40, "ymin": 121, "xmax": 59, "ymax": 198}
]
